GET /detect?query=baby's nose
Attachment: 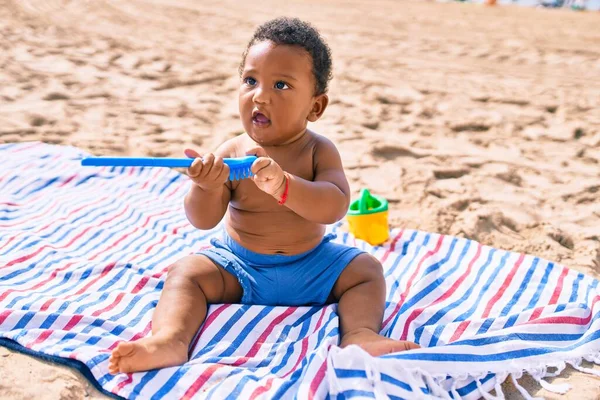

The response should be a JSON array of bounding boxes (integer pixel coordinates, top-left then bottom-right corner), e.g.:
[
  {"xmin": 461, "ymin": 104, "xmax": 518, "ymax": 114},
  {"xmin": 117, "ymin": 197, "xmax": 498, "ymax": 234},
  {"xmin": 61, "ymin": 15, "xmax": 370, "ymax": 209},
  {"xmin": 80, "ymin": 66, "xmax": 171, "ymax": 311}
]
[{"xmin": 252, "ymin": 86, "xmax": 270, "ymax": 104}]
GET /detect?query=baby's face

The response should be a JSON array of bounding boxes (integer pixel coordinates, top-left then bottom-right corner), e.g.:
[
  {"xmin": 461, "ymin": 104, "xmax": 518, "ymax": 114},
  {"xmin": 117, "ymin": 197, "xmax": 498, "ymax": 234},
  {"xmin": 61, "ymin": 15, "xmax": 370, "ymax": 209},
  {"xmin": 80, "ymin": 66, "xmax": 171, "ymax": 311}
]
[{"xmin": 239, "ymin": 41, "xmax": 322, "ymax": 146}]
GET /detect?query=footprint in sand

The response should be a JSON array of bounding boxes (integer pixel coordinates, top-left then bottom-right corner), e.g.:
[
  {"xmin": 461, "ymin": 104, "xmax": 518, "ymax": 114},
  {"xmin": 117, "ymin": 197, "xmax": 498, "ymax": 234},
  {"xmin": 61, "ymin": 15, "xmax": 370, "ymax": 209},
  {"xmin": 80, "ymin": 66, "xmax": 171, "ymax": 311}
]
[
  {"xmin": 433, "ymin": 167, "xmax": 470, "ymax": 180},
  {"xmin": 152, "ymin": 136, "xmax": 168, "ymax": 144},
  {"xmin": 191, "ymin": 136, "xmax": 204, "ymax": 146},
  {"xmin": 42, "ymin": 91, "xmax": 70, "ymax": 101},
  {"xmin": 148, "ymin": 149, "xmax": 171, "ymax": 157},
  {"xmin": 453, "ymin": 209, "xmax": 523, "ymax": 242},
  {"xmin": 370, "ymin": 145, "xmax": 426, "ymax": 161},
  {"xmin": 28, "ymin": 114, "xmax": 55, "ymax": 127},
  {"xmin": 495, "ymin": 168, "xmax": 523, "ymax": 187},
  {"xmin": 546, "ymin": 228, "xmax": 575, "ymax": 251},
  {"xmin": 361, "ymin": 120, "xmax": 379, "ymax": 130},
  {"xmin": 450, "ymin": 121, "xmax": 491, "ymax": 133}
]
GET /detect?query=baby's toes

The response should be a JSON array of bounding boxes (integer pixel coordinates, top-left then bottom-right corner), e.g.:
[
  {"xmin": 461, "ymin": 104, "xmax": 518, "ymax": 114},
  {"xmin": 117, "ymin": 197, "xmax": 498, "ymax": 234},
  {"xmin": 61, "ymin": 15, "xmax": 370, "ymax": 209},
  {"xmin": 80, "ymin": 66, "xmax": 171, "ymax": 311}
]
[
  {"xmin": 108, "ymin": 363, "xmax": 120, "ymax": 374},
  {"xmin": 108, "ymin": 358, "xmax": 121, "ymax": 374},
  {"xmin": 402, "ymin": 341, "xmax": 420, "ymax": 351},
  {"xmin": 113, "ymin": 341, "xmax": 136, "ymax": 357}
]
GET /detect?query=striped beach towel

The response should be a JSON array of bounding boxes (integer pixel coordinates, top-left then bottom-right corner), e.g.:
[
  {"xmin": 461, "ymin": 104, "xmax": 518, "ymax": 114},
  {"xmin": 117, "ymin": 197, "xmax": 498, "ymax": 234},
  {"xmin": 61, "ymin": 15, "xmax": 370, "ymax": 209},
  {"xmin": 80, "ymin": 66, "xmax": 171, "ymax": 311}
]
[{"xmin": 1, "ymin": 142, "xmax": 599, "ymax": 400}]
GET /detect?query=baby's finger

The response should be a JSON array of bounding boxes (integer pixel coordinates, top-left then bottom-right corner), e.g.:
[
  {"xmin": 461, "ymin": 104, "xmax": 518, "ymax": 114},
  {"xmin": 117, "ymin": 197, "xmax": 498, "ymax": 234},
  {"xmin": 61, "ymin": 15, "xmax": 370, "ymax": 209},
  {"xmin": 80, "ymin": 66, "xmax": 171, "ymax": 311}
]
[
  {"xmin": 251, "ymin": 157, "xmax": 272, "ymax": 175},
  {"xmin": 187, "ymin": 158, "xmax": 203, "ymax": 178},
  {"xmin": 217, "ymin": 163, "xmax": 230, "ymax": 183},
  {"xmin": 261, "ymin": 159, "xmax": 281, "ymax": 176},
  {"xmin": 184, "ymin": 148, "xmax": 201, "ymax": 159},
  {"xmin": 246, "ymin": 146, "xmax": 268, "ymax": 158},
  {"xmin": 199, "ymin": 153, "xmax": 215, "ymax": 178},
  {"xmin": 210, "ymin": 156, "xmax": 224, "ymax": 179}
]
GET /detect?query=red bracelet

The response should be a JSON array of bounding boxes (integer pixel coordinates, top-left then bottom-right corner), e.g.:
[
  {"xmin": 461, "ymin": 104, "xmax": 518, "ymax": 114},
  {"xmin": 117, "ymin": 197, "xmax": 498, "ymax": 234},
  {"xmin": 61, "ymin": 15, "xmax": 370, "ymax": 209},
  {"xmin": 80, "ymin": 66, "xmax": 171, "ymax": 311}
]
[{"xmin": 277, "ymin": 173, "xmax": 289, "ymax": 205}]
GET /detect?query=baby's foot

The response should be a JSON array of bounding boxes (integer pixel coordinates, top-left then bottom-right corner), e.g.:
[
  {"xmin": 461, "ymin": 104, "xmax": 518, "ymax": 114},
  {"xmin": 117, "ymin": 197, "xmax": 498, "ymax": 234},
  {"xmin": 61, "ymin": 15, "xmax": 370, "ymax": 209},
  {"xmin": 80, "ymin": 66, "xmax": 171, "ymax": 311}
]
[
  {"xmin": 340, "ymin": 328, "xmax": 420, "ymax": 357},
  {"xmin": 108, "ymin": 333, "xmax": 189, "ymax": 374}
]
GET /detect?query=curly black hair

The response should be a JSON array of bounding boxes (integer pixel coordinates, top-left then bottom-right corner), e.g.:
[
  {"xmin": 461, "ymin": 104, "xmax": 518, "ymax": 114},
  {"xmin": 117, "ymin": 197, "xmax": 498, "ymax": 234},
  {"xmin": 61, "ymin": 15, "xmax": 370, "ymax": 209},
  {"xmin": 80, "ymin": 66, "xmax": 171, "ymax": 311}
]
[{"xmin": 239, "ymin": 17, "xmax": 333, "ymax": 95}]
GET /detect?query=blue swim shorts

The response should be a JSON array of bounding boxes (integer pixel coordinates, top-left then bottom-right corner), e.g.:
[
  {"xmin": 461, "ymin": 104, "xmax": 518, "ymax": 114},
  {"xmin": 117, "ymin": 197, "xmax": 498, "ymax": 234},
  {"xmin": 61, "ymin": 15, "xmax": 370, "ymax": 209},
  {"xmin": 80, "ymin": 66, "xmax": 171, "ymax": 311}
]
[{"xmin": 198, "ymin": 233, "xmax": 365, "ymax": 306}]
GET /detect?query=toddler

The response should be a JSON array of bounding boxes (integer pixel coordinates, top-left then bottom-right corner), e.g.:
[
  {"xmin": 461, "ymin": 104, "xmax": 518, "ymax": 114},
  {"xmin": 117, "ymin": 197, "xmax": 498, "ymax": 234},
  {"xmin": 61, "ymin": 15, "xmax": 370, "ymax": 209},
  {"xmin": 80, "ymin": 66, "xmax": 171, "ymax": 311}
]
[{"xmin": 109, "ymin": 17, "xmax": 418, "ymax": 374}]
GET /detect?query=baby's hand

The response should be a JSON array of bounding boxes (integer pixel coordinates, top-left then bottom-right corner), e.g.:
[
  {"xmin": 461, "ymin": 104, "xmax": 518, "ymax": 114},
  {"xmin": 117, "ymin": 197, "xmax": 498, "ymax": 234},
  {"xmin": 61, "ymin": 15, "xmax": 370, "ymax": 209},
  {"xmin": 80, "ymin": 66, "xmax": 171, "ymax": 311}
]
[
  {"xmin": 184, "ymin": 148, "xmax": 230, "ymax": 191},
  {"xmin": 246, "ymin": 148, "xmax": 286, "ymax": 198}
]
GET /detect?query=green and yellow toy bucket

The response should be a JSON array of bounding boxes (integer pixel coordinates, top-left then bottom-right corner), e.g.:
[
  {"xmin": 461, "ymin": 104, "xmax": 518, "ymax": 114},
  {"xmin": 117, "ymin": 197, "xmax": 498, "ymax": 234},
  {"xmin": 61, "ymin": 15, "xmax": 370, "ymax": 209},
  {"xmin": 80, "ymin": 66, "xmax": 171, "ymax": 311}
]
[{"xmin": 347, "ymin": 189, "xmax": 389, "ymax": 246}]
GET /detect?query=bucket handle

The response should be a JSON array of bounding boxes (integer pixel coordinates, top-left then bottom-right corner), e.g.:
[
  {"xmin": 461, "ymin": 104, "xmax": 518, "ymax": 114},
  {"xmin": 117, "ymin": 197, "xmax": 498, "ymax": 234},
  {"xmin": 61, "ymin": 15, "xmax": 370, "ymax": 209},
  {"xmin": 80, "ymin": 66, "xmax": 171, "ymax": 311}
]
[{"xmin": 359, "ymin": 188, "xmax": 371, "ymax": 214}]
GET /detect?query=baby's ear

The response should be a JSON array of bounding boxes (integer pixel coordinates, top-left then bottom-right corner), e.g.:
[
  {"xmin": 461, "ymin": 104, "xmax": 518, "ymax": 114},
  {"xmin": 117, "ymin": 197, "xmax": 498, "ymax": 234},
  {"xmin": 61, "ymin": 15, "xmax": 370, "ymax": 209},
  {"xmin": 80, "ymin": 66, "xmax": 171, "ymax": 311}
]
[{"xmin": 307, "ymin": 94, "xmax": 329, "ymax": 122}]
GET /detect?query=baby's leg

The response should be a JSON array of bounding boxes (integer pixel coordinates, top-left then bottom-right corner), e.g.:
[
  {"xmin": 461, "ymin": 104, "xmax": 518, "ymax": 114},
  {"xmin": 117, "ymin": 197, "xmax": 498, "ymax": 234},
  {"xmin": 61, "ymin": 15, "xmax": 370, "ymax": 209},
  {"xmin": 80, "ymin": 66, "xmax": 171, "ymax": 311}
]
[
  {"xmin": 109, "ymin": 255, "xmax": 242, "ymax": 374},
  {"xmin": 332, "ymin": 254, "xmax": 420, "ymax": 356}
]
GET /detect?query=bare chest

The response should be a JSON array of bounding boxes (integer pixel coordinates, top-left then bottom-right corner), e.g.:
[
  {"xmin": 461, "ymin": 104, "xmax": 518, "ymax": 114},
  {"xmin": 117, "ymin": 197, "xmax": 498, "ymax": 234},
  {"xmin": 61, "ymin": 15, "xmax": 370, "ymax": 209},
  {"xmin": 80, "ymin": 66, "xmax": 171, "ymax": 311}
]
[{"xmin": 231, "ymin": 148, "xmax": 314, "ymax": 210}]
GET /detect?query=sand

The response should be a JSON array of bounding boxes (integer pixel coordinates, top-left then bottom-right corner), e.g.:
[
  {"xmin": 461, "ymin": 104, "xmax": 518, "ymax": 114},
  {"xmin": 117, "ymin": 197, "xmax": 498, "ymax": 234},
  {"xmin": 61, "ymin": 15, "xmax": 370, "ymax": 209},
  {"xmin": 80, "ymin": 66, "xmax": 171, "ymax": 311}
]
[{"xmin": 1, "ymin": 0, "xmax": 599, "ymax": 398}]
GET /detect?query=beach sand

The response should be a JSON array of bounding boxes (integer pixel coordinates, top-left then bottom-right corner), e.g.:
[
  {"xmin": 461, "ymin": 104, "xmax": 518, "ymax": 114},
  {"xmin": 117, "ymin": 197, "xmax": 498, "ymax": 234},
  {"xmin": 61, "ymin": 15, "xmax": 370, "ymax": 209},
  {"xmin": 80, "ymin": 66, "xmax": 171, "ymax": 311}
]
[{"xmin": 1, "ymin": 0, "xmax": 599, "ymax": 398}]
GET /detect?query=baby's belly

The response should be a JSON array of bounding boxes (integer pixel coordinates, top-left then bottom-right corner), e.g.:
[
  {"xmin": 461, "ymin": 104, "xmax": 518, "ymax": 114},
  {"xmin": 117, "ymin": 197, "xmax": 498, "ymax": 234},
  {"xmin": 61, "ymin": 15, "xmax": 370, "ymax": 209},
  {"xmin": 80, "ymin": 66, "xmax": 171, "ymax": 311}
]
[{"xmin": 225, "ymin": 207, "xmax": 325, "ymax": 255}]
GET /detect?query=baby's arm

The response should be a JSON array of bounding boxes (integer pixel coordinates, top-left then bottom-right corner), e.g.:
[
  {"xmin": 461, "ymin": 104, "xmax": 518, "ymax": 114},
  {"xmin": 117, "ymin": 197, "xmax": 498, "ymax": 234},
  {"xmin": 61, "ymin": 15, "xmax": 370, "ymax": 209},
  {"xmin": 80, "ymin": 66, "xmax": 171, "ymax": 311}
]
[
  {"xmin": 251, "ymin": 136, "xmax": 350, "ymax": 224},
  {"xmin": 285, "ymin": 137, "xmax": 350, "ymax": 224},
  {"xmin": 183, "ymin": 141, "xmax": 234, "ymax": 230}
]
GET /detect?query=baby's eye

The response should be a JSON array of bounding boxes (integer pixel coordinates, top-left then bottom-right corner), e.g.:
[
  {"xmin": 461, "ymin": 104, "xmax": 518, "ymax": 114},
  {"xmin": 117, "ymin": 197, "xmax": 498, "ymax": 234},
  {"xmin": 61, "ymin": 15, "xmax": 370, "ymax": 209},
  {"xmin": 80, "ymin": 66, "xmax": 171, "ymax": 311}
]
[
  {"xmin": 274, "ymin": 81, "xmax": 289, "ymax": 90},
  {"xmin": 244, "ymin": 77, "xmax": 257, "ymax": 86}
]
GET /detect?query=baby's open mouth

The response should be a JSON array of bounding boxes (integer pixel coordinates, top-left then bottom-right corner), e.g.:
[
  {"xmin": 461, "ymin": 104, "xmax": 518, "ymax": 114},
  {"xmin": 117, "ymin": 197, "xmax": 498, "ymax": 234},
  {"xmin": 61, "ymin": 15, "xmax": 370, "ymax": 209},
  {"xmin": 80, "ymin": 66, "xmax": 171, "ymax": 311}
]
[{"xmin": 252, "ymin": 111, "xmax": 271, "ymax": 127}]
